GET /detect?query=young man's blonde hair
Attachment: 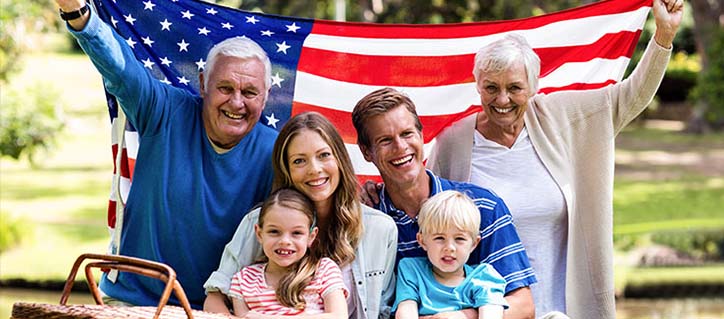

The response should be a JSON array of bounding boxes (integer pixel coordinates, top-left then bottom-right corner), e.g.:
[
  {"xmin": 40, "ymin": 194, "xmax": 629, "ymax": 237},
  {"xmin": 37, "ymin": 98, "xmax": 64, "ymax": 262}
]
[{"xmin": 417, "ymin": 190, "xmax": 481, "ymax": 238}]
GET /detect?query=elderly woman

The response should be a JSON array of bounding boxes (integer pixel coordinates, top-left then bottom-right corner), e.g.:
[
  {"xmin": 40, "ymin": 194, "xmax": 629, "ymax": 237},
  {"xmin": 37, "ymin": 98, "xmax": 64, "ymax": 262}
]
[{"xmin": 427, "ymin": 0, "xmax": 683, "ymax": 318}]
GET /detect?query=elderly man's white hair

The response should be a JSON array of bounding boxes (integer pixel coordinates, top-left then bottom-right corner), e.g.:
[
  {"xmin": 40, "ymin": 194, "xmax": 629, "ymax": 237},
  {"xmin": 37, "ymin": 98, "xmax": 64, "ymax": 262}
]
[
  {"xmin": 204, "ymin": 36, "xmax": 272, "ymax": 94},
  {"xmin": 473, "ymin": 33, "xmax": 541, "ymax": 95}
]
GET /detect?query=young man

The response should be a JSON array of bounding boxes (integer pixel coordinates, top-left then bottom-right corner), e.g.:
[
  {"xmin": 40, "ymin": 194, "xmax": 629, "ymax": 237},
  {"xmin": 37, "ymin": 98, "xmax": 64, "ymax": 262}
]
[{"xmin": 353, "ymin": 87, "xmax": 536, "ymax": 319}]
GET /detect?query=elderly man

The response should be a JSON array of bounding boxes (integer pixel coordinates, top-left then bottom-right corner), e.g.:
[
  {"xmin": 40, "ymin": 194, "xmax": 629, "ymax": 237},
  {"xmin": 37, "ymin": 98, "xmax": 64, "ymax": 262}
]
[
  {"xmin": 353, "ymin": 88, "xmax": 536, "ymax": 319},
  {"xmin": 56, "ymin": 0, "xmax": 277, "ymax": 308}
]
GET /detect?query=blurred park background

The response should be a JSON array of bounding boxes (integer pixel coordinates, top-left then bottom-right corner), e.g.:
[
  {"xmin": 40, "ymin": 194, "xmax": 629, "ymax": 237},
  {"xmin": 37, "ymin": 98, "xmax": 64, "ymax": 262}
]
[{"xmin": 1, "ymin": 0, "xmax": 723, "ymax": 318}]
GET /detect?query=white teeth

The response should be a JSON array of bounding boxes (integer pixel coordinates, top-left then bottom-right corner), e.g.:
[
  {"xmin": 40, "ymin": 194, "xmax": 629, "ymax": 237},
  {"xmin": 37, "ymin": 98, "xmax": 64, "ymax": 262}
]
[
  {"xmin": 275, "ymin": 249, "xmax": 294, "ymax": 255},
  {"xmin": 308, "ymin": 178, "xmax": 327, "ymax": 186},
  {"xmin": 222, "ymin": 110, "xmax": 244, "ymax": 119},
  {"xmin": 494, "ymin": 107, "xmax": 513, "ymax": 114},
  {"xmin": 391, "ymin": 155, "xmax": 413, "ymax": 165}
]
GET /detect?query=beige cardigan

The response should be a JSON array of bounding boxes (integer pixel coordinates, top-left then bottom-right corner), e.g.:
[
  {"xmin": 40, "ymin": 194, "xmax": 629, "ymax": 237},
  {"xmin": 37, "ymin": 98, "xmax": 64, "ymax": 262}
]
[{"xmin": 427, "ymin": 38, "xmax": 671, "ymax": 319}]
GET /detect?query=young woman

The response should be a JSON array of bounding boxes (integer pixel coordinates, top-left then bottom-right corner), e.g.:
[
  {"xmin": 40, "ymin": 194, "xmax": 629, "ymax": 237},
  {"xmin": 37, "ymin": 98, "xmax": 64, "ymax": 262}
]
[
  {"xmin": 205, "ymin": 112, "xmax": 398, "ymax": 319},
  {"xmin": 229, "ymin": 188, "xmax": 347, "ymax": 318}
]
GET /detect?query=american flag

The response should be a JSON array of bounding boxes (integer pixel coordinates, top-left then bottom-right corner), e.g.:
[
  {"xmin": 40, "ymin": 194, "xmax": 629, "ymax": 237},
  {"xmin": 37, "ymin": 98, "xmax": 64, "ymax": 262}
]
[{"xmin": 91, "ymin": 0, "xmax": 651, "ymax": 248}]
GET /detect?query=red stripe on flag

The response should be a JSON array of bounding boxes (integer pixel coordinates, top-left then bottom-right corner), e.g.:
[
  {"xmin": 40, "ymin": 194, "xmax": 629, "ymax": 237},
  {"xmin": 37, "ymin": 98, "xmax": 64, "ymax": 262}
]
[
  {"xmin": 310, "ymin": 0, "xmax": 650, "ymax": 38},
  {"xmin": 535, "ymin": 31, "xmax": 642, "ymax": 77},
  {"xmin": 111, "ymin": 144, "xmax": 135, "ymax": 180},
  {"xmin": 298, "ymin": 49, "xmax": 474, "ymax": 87},
  {"xmin": 108, "ymin": 199, "xmax": 116, "ymax": 228},
  {"xmin": 298, "ymin": 31, "xmax": 641, "ymax": 87},
  {"xmin": 538, "ymin": 80, "xmax": 619, "ymax": 94},
  {"xmin": 292, "ymin": 101, "xmax": 481, "ymax": 144}
]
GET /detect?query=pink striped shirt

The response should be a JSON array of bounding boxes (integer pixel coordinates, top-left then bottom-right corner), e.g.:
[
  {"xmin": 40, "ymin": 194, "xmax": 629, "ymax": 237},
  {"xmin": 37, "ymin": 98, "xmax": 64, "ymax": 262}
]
[{"xmin": 229, "ymin": 257, "xmax": 348, "ymax": 315}]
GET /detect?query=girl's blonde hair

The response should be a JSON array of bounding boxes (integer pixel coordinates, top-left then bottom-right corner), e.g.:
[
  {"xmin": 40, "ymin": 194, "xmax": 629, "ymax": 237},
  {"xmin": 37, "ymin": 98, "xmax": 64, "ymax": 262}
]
[
  {"xmin": 271, "ymin": 112, "xmax": 362, "ymax": 267},
  {"xmin": 418, "ymin": 190, "xmax": 481, "ymax": 238},
  {"xmin": 257, "ymin": 188, "xmax": 319, "ymax": 310}
]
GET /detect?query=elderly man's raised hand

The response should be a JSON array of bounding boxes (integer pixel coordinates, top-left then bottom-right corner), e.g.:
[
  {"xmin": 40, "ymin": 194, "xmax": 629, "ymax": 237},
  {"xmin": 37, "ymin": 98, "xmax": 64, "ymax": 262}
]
[
  {"xmin": 55, "ymin": 0, "xmax": 90, "ymax": 30},
  {"xmin": 653, "ymin": 0, "xmax": 684, "ymax": 48}
]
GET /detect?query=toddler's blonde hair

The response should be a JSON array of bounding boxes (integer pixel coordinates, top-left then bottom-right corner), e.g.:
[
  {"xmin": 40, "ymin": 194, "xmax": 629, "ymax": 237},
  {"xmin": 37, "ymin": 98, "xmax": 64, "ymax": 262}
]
[{"xmin": 418, "ymin": 190, "xmax": 480, "ymax": 239}]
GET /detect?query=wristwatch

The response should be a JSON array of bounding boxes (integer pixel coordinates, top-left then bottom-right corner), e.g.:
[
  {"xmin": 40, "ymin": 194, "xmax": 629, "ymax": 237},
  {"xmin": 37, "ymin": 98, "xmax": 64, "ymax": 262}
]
[{"xmin": 59, "ymin": 2, "xmax": 90, "ymax": 21}]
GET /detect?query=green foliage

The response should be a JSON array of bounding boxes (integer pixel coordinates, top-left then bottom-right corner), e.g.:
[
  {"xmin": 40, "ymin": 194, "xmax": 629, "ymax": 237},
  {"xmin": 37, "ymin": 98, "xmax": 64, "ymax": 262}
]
[
  {"xmin": 690, "ymin": 28, "xmax": 724, "ymax": 129},
  {"xmin": 0, "ymin": 83, "xmax": 65, "ymax": 166},
  {"xmin": 0, "ymin": 0, "xmax": 62, "ymax": 82},
  {"xmin": 658, "ymin": 52, "xmax": 700, "ymax": 101},
  {"xmin": 651, "ymin": 229, "xmax": 724, "ymax": 261},
  {"xmin": 0, "ymin": 211, "xmax": 29, "ymax": 253}
]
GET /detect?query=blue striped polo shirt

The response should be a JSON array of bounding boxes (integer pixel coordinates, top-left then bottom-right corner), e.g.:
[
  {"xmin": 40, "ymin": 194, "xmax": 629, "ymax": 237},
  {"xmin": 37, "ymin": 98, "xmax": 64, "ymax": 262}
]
[{"xmin": 376, "ymin": 170, "xmax": 537, "ymax": 293}]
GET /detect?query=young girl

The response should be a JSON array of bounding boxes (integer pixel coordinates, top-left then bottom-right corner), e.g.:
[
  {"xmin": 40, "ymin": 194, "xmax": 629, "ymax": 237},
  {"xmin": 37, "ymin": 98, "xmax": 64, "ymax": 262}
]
[
  {"xmin": 228, "ymin": 188, "xmax": 349, "ymax": 318},
  {"xmin": 205, "ymin": 112, "xmax": 397, "ymax": 319}
]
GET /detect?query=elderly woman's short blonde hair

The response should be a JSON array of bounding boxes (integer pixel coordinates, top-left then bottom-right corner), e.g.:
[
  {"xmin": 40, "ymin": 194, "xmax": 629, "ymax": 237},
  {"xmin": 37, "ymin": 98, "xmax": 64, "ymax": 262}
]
[
  {"xmin": 473, "ymin": 33, "xmax": 541, "ymax": 95},
  {"xmin": 418, "ymin": 190, "xmax": 481, "ymax": 239}
]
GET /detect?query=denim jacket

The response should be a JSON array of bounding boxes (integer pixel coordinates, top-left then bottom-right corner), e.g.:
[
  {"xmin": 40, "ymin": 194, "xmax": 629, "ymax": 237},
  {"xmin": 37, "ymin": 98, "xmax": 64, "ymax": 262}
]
[{"xmin": 204, "ymin": 205, "xmax": 397, "ymax": 319}]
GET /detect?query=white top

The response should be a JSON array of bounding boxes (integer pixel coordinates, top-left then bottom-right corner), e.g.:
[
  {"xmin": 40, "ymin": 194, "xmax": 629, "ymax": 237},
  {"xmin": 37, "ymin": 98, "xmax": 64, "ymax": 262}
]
[
  {"xmin": 470, "ymin": 127, "xmax": 568, "ymax": 315},
  {"xmin": 341, "ymin": 264, "xmax": 362, "ymax": 319}
]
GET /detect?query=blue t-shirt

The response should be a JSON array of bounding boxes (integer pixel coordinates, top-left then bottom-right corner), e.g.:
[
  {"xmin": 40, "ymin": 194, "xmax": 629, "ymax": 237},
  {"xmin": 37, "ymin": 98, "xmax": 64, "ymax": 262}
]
[
  {"xmin": 376, "ymin": 170, "xmax": 537, "ymax": 293},
  {"xmin": 393, "ymin": 257, "xmax": 508, "ymax": 315},
  {"xmin": 71, "ymin": 10, "xmax": 277, "ymax": 308}
]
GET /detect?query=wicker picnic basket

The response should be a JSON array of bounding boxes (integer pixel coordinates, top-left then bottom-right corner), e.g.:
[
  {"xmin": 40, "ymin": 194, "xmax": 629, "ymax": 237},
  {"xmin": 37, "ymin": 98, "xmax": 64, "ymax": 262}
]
[{"xmin": 11, "ymin": 253, "xmax": 232, "ymax": 319}]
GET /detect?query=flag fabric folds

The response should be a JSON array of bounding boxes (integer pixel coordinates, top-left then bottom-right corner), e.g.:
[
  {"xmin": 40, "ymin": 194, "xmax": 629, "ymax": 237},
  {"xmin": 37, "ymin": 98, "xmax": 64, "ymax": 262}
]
[{"xmin": 91, "ymin": 0, "xmax": 651, "ymax": 240}]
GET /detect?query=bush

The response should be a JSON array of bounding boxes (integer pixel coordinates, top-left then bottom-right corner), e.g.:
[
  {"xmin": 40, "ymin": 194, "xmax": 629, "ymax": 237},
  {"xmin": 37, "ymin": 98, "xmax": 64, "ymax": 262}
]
[
  {"xmin": 0, "ymin": 211, "xmax": 29, "ymax": 253},
  {"xmin": 0, "ymin": 82, "xmax": 65, "ymax": 166},
  {"xmin": 650, "ymin": 229, "xmax": 724, "ymax": 261},
  {"xmin": 658, "ymin": 52, "xmax": 700, "ymax": 102}
]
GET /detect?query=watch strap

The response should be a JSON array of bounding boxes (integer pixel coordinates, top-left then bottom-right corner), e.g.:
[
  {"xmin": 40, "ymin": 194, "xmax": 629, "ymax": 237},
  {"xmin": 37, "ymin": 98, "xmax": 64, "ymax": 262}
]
[{"xmin": 59, "ymin": 2, "xmax": 90, "ymax": 21}]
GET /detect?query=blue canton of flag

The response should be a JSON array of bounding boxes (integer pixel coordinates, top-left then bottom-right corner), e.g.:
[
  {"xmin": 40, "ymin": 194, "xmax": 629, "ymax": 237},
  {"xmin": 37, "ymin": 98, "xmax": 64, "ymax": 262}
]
[{"xmin": 94, "ymin": 0, "xmax": 312, "ymax": 131}]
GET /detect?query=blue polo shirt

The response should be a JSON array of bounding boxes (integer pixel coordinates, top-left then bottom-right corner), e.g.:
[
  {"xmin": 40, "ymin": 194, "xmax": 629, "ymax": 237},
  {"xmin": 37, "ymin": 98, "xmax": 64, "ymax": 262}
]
[{"xmin": 376, "ymin": 170, "xmax": 536, "ymax": 293}]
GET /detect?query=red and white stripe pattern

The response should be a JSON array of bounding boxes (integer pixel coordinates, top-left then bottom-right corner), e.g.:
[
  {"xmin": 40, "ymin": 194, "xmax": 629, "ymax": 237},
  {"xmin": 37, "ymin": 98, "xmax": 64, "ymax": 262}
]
[
  {"xmin": 106, "ymin": 0, "xmax": 651, "ymax": 234},
  {"xmin": 228, "ymin": 257, "xmax": 347, "ymax": 315}
]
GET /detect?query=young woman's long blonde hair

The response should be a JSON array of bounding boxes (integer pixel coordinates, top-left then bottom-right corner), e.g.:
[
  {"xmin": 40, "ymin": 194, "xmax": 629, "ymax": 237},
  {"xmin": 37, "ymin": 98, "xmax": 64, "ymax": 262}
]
[
  {"xmin": 257, "ymin": 188, "xmax": 319, "ymax": 310},
  {"xmin": 271, "ymin": 112, "xmax": 363, "ymax": 267}
]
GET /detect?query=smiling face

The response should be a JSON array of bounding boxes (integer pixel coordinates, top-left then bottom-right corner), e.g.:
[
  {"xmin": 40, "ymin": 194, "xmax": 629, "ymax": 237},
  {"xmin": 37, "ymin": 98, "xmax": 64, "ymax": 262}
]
[
  {"xmin": 255, "ymin": 204, "xmax": 318, "ymax": 271},
  {"xmin": 477, "ymin": 60, "xmax": 531, "ymax": 130},
  {"xmin": 286, "ymin": 129, "xmax": 340, "ymax": 211},
  {"xmin": 360, "ymin": 105, "xmax": 426, "ymax": 189},
  {"xmin": 199, "ymin": 55, "xmax": 267, "ymax": 149},
  {"xmin": 417, "ymin": 228, "xmax": 480, "ymax": 284}
]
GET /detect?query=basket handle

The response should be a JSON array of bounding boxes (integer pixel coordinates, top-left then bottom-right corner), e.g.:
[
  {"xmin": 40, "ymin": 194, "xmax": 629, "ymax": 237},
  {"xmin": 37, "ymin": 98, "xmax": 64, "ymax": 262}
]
[{"xmin": 59, "ymin": 253, "xmax": 195, "ymax": 319}]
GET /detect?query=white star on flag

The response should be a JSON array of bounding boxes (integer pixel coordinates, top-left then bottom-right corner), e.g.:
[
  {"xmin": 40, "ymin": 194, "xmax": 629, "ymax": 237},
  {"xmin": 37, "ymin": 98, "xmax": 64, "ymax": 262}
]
[
  {"xmin": 142, "ymin": 36, "xmax": 154, "ymax": 47},
  {"xmin": 181, "ymin": 10, "xmax": 194, "ymax": 19},
  {"xmin": 271, "ymin": 73, "xmax": 284, "ymax": 88},
  {"xmin": 261, "ymin": 30, "xmax": 274, "ymax": 37},
  {"xmin": 124, "ymin": 14, "xmax": 136, "ymax": 25},
  {"xmin": 285, "ymin": 22, "xmax": 300, "ymax": 33},
  {"xmin": 195, "ymin": 58, "xmax": 206, "ymax": 71},
  {"xmin": 142, "ymin": 58, "xmax": 155, "ymax": 69},
  {"xmin": 206, "ymin": 8, "xmax": 218, "ymax": 15},
  {"xmin": 246, "ymin": 16, "xmax": 259, "ymax": 24},
  {"xmin": 143, "ymin": 0, "xmax": 155, "ymax": 10},
  {"xmin": 160, "ymin": 19, "xmax": 172, "ymax": 31},
  {"xmin": 160, "ymin": 57, "xmax": 172, "ymax": 66},
  {"xmin": 221, "ymin": 22, "xmax": 233, "ymax": 30},
  {"xmin": 265, "ymin": 113, "xmax": 280, "ymax": 128},
  {"xmin": 276, "ymin": 41, "xmax": 291, "ymax": 54},
  {"xmin": 126, "ymin": 37, "xmax": 137, "ymax": 48},
  {"xmin": 198, "ymin": 27, "xmax": 210, "ymax": 36},
  {"xmin": 161, "ymin": 77, "xmax": 172, "ymax": 85},
  {"xmin": 177, "ymin": 39, "xmax": 190, "ymax": 52},
  {"xmin": 177, "ymin": 76, "xmax": 190, "ymax": 85},
  {"xmin": 111, "ymin": 16, "xmax": 118, "ymax": 27}
]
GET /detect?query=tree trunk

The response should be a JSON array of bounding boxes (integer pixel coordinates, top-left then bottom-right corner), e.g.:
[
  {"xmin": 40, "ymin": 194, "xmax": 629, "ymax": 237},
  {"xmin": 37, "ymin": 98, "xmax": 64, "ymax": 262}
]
[{"xmin": 686, "ymin": 0, "xmax": 723, "ymax": 133}]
